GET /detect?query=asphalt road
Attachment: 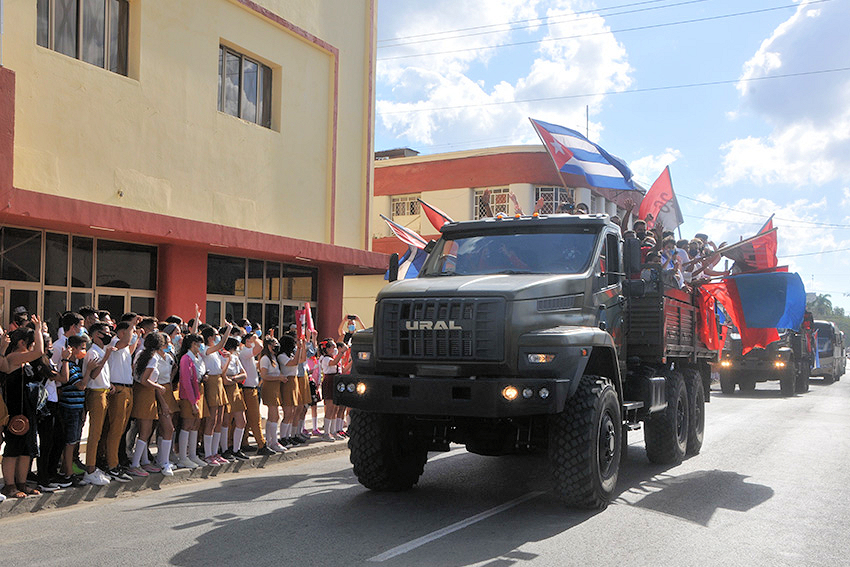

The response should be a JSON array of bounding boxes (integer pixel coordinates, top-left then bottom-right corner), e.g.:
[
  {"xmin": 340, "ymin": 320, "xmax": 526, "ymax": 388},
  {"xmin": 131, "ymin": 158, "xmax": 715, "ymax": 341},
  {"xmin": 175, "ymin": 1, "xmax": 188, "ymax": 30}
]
[{"xmin": 1, "ymin": 377, "xmax": 849, "ymax": 567}]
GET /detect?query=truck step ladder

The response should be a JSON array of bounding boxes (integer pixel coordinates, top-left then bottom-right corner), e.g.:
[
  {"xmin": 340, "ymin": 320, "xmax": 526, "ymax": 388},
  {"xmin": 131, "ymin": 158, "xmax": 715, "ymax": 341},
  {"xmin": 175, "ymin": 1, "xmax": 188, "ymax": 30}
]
[{"xmin": 622, "ymin": 401, "xmax": 644, "ymax": 430}]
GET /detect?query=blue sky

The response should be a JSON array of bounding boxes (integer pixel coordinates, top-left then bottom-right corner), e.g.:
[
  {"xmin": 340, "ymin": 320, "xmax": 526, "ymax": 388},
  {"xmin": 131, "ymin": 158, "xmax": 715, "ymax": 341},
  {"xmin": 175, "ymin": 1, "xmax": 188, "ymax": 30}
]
[{"xmin": 373, "ymin": 0, "xmax": 850, "ymax": 313}]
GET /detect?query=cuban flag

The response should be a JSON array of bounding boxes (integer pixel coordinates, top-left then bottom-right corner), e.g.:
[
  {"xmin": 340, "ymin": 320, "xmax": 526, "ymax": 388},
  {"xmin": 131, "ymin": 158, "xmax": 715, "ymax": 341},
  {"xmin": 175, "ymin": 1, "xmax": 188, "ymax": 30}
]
[
  {"xmin": 530, "ymin": 118, "xmax": 637, "ymax": 192},
  {"xmin": 380, "ymin": 214, "xmax": 427, "ymax": 249},
  {"xmin": 386, "ymin": 246, "xmax": 429, "ymax": 280}
]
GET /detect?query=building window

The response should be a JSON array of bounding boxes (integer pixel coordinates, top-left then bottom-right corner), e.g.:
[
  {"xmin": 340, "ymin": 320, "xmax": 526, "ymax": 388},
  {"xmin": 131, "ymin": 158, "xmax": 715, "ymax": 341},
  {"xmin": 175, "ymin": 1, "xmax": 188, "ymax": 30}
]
[
  {"xmin": 535, "ymin": 187, "xmax": 574, "ymax": 214},
  {"xmin": 206, "ymin": 255, "xmax": 317, "ymax": 331},
  {"xmin": 218, "ymin": 46, "xmax": 273, "ymax": 128},
  {"xmin": 36, "ymin": 0, "xmax": 129, "ymax": 76},
  {"xmin": 473, "ymin": 188, "xmax": 510, "ymax": 220},
  {"xmin": 391, "ymin": 195, "xmax": 420, "ymax": 219}
]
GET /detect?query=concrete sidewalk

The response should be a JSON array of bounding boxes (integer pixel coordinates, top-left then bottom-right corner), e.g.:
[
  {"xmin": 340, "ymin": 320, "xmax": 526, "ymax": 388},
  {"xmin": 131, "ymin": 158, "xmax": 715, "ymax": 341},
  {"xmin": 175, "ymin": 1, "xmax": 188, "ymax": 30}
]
[{"xmin": 0, "ymin": 436, "xmax": 350, "ymax": 520}]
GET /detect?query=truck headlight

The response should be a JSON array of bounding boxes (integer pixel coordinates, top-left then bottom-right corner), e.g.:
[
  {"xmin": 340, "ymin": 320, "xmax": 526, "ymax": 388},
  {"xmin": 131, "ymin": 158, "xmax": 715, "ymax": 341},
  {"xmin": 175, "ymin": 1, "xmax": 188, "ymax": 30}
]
[
  {"xmin": 356, "ymin": 382, "xmax": 367, "ymax": 395},
  {"xmin": 721, "ymin": 360, "xmax": 732, "ymax": 368},
  {"xmin": 527, "ymin": 354, "xmax": 555, "ymax": 364},
  {"xmin": 774, "ymin": 361, "xmax": 786, "ymax": 368},
  {"xmin": 357, "ymin": 351, "xmax": 371, "ymax": 362}
]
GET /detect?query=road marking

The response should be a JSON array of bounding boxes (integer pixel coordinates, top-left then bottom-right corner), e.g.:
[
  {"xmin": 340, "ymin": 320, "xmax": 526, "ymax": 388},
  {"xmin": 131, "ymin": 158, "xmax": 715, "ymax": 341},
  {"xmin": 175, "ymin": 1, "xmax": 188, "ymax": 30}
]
[{"xmin": 367, "ymin": 491, "xmax": 545, "ymax": 562}]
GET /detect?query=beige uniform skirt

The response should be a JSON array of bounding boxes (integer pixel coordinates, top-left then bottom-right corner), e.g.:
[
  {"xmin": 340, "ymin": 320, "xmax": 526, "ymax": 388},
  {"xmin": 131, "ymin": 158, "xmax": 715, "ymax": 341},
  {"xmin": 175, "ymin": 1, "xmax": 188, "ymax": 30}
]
[
  {"xmin": 131, "ymin": 382, "xmax": 158, "ymax": 420},
  {"xmin": 262, "ymin": 379, "xmax": 282, "ymax": 407},
  {"xmin": 296, "ymin": 373, "xmax": 310, "ymax": 405},
  {"xmin": 223, "ymin": 382, "xmax": 246, "ymax": 412},
  {"xmin": 280, "ymin": 374, "xmax": 298, "ymax": 407},
  {"xmin": 158, "ymin": 386, "xmax": 179, "ymax": 415},
  {"xmin": 204, "ymin": 373, "xmax": 227, "ymax": 408}
]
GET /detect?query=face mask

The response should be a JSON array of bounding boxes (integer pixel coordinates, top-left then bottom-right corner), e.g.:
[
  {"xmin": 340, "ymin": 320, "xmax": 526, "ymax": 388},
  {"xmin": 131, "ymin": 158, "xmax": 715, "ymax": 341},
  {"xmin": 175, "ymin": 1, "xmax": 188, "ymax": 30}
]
[
  {"xmin": 165, "ymin": 345, "xmax": 174, "ymax": 354},
  {"xmin": 244, "ymin": 324, "xmax": 252, "ymax": 334},
  {"xmin": 199, "ymin": 344, "xmax": 208, "ymax": 355},
  {"xmin": 213, "ymin": 337, "xmax": 221, "ymax": 347},
  {"xmin": 173, "ymin": 335, "xmax": 183, "ymax": 349},
  {"xmin": 77, "ymin": 328, "xmax": 86, "ymax": 337},
  {"xmin": 75, "ymin": 349, "xmax": 87, "ymax": 360}
]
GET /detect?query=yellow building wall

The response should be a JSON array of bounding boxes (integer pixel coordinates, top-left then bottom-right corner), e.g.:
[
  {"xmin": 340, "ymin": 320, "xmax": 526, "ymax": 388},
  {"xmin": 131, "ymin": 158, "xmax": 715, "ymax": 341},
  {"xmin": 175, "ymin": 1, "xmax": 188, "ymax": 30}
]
[
  {"xmin": 342, "ymin": 274, "xmax": 385, "ymax": 328},
  {"xmin": 6, "ymin": 0, "xmax": 374, "ymax": 249}
]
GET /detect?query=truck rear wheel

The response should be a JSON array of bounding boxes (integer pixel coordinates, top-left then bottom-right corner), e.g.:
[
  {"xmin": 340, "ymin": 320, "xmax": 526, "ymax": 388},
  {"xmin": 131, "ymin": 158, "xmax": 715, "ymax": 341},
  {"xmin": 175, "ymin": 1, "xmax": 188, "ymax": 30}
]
[
  {"xmin": 683, "ymin": 369, "xmax": 705, "ymax": 456},
  {"xmin": 548, "ymin": 375, "xmax": 621, "ymax": 510},
  {"xmin": 644, "ymin": 371, "xmax": 689, "ymax": 464},
  {"xmin": 719, "ymin": 372, "xmax": 736, "ymax": 395},
  {"xmin": 779, "ymin": 368, "xmax": 795, "ymax": 397},
  {"xmin": 348, "ymin": 411, "xmax": 428, "ymax": 491}
]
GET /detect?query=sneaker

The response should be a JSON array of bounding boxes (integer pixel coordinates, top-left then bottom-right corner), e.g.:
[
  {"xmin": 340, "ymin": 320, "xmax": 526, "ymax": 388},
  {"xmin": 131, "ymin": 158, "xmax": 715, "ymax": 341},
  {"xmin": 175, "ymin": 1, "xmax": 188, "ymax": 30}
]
[
  {"xmin": 295, "ymin": 433, "xmax": 309, "ymax": 443},
  {"xmin": 107, "ymin": 468, "xmax": 132, "ymax": 483},
  {"xmin": 232, "ymin": 450, "xmax": 250, "ymax": 461},
  {"xmin": 177, "ymin": 457, "xmax": 199, "ymax": 469},
  {"xmin": 161, "ymin": 463, "xmax": 175, "ymax": 477},
  {"xmin": 0, "ymin": 492, "xmax": 6, "ymax": 502},
  {"xmin": 312, "ymin": 429, "xmax": 322, "ymax": 436},
  {"xmin": 221, "ymin": 449, "xmax": 235, "ymax": 460},
  {"xmin": 257, "ymin": 446, "xmax": 277, "ymax": 456},
  {"xmin": 301, "ymin": 430, "xmax": 312, "ymax": 438},
  {"xmin": 94, "ymin": 469, "xmax": 113, "ymax": 484},
  {"xmin": 269, "ymin": 441, "xmax": 288, "ymax": 452},
  {"xmin": 53, "ymin": 476, "xmax": 74, "ymax": 488},
  {"xmin": 337, "ymin": 430, "xmax": 348, "ymax": 438},
  {"xmin": 213, "ymin": 455, "xmax": 229, "ymax": 465},
  {"xmin": 141, "ymin": 463, "xmax": 162, "ymax": 474},
  {"xmin": 72, "ymin": 461, "xmax": 86, "ymax": 476},
  {"xmin": 37, "ymin": 483, "xmax": 60, "ymax": 493},
  {"xmin": 204, "ymin": 456, "xmax": 221, "ymax": 467},
  {"xmin": 190, "ymin": 454, "xmax": 207, "ymax": 467},
  {"xmin": 127, "ymin": 466, "xmax": 149, "ymax": 478},
  {"xmin": 321, "ymin": 433, "xmax": 336, "ymax": 442},
  {"xmin": 82, "ymin": 470, "xmax": 110, "ymax": 486}
]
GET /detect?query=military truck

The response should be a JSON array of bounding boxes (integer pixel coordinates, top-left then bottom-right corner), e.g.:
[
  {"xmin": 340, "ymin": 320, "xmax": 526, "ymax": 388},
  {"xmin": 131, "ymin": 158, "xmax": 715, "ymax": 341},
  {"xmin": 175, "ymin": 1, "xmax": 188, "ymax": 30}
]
[
  {"xmin": 334, "ymin": 214, "xmax": 718, "ymax": 509},
  {"xmin": 718, "ymin": 329, "xmax": 809, "ymax": 396}
]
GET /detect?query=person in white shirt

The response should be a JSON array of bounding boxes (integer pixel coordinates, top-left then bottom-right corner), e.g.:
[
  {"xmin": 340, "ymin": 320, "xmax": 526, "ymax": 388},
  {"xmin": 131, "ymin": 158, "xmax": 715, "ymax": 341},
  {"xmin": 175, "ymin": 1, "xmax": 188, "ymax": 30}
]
[
  {"xmin": 103, "ymin": 321, "xmax": 136, "ymax": 482},
  {"xmin": 259, "ymin": 337, "xmax": 287, "ymax": 453},
  {"xmin": 277, "ymin": 335, "xmax": 305, "ymax": 447},
  {"xmin": 238, "ymin": 331, "xmax": 273, "ymax": 455},
  {"xmin": 80, "ymin": 323, "xmax": 116, "ymax": 486},
  {"xmin": 220, "ymin": 337, "xmax": 249, "ymax": 460},
  {"xmin": 127, "ymin": 332, "xmax": 170, "ymax": 477},
  {"xmin": 201, "ymin": 323, "xmax": 232, "ymax": 465}
]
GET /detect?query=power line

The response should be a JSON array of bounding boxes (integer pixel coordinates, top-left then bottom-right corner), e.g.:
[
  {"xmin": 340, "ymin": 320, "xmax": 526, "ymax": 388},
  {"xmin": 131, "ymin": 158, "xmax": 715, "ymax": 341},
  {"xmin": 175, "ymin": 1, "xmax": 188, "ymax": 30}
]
[
  {"xmin": 378, "ymin": 0, "xmax": 711, "ymax": 48},
  {"xmin": 779, "ymin": 247, "xmax": 850, "ymax": 258},
  {"xmin": 376, "ymin": 65, "xmax": 850, "ymax": 116},
  {"xmin": 678, "ymin": 193, "xmax": 850, "ymax": 229},
  {"xmin": 378, "ymin": 1, "xmax": 829, "ymax": 61}
]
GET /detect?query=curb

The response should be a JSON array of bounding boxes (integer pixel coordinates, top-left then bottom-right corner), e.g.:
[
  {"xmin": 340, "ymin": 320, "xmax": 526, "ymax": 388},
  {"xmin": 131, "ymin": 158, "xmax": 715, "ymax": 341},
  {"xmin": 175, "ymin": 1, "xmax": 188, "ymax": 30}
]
[{"xmin": 0, "ymin": 439, "xmax": 350, "ymax": 520}]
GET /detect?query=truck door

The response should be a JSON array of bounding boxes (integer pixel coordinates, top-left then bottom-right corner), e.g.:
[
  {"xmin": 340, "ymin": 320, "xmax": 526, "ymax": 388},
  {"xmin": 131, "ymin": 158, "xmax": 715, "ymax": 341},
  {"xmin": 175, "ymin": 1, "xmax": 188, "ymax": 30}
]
[{"xmin": 594, "ymin": 231, "xmax": 624, "ymax": 351}]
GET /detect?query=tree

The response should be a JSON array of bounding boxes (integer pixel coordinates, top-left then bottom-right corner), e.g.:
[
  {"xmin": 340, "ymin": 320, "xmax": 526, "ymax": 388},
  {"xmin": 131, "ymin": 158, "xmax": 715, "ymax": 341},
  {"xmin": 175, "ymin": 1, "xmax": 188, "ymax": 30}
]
[{"xmin": 808, "ymin": 293, "xmax": 833, "ymax": 317}]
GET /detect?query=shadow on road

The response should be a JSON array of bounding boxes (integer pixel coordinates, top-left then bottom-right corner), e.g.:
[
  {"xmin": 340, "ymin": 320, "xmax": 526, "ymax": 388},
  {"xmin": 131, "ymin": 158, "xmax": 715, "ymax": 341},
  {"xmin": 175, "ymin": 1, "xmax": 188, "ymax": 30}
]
[{"xmin": 163, "ymin": 442, "xmax": 775, "ymax": 566}]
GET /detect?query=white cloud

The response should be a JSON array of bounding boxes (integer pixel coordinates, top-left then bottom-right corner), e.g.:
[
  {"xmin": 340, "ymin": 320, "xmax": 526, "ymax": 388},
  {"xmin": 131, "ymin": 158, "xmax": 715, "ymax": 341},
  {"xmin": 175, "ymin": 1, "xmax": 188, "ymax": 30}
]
[
  {"xmin": 629, "ymin": 148, "xmax": 681, "ymax": 187},
  {"xmin": 719, "ymin": 0, "xmax": 850, "ymax": 187},
  {"xmin": 376, "ymin": 0, "xmax": 632, "ymax": 149}
]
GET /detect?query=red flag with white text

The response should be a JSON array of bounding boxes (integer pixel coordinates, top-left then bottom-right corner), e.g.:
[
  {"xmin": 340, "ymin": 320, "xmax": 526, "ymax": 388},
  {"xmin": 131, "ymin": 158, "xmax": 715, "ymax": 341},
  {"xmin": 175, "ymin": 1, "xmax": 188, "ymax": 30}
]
[{"xmin": 638, "ymin": 166, "xmax": 684, "ymax": 230}]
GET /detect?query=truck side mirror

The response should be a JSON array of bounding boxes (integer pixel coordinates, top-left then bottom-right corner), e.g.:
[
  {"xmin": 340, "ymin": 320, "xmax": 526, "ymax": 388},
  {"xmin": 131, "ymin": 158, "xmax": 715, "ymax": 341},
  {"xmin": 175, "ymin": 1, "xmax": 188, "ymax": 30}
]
[
  {"xmin": 388, "ymin": 252, "xmax": 399, "ymax": 282},
  {"xmin": 623, "ymin": 237, "xmax": 641, "ymax": 275}
]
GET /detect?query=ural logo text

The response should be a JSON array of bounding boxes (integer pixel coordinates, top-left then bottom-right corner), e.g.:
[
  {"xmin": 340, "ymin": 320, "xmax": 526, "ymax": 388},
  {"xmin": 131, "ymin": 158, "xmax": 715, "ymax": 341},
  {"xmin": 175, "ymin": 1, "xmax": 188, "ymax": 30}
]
[{"xmin": 405, "ymin": 320, "xmax": 463, "ymax": 331}]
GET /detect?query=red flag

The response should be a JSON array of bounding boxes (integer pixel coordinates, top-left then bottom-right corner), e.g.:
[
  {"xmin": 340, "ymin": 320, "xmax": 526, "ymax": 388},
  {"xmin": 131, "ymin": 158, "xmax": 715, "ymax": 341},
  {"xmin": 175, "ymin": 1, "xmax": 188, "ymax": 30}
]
[
  {"xmin": 638, "ymin": 166, "xmax": 684, "ymax": 230},
  {"xmin": 380, "ymin": 214, "xmax": 428, "ymax": 250},
  {"xmin": 700, "ymin": 280, "xmax": 779, "ymax": 355},
  {"xmin": 719, "ymin": 228, "xmax": 779, "ymax": 272},
  {"xmin": 295, "ymin": 308, "xmax": 305, "ymax": 339},
  {"xmin": 752, "ymin": 214, "xmax": 778, "ymax": 270},
  {"xmin": 305, "ymin": 302, "xmax": 315, "ymax": 335},
  {"xmin": 417, "ymin": 199, "xmax": 454, "ymax": 232},
  {"xmin": 696, "ymin": 288, "xmax": 722, "ymax": 351}
]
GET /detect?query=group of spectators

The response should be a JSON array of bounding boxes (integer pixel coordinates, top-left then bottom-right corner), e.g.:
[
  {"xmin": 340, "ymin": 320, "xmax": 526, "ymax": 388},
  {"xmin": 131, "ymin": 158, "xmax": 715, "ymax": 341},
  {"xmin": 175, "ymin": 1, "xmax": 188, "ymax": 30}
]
[{"xmin": 0, "ymin": 305, "xmax": 356, "ymax": 500}]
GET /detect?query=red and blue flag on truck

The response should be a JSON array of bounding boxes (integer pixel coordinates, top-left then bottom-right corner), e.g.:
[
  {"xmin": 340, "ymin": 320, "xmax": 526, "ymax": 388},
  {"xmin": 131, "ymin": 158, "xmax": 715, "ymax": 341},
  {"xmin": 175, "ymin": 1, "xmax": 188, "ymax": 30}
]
[
  {"xmin": 418, "ymin": 199, "xmax": 454, "ymax": 232},
  {"xmin": 530, "ymin": 118, "xmax": 637, "ymax": 192}
]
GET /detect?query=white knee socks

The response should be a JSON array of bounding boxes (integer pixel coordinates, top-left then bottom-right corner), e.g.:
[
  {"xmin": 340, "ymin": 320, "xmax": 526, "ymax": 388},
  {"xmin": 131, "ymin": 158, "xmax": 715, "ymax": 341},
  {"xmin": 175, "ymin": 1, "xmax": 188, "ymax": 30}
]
[
  {"xmin": 131, "ymin": 440, "xmax": 147, "ymax": 469},
  {"xmin": 178, "ymin": 430, "xmax": 190, "ymax": 460},
  {"xmin": 233, "ymin": 427, "xmax": 244, "ymax": 452}
]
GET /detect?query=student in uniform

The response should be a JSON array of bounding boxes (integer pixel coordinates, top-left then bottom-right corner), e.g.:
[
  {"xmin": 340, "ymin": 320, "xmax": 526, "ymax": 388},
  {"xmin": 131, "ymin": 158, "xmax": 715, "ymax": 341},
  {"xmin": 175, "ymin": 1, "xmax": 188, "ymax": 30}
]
[
  {"xmin": 175, "ymin": 334, "xmax": 206, "ymax": 469},
  {"xmin": 238, "ymin": 330, "xmax": 273, "ymax": 455},
  {"xmin": 127, "ymin": 333, "xmax": 169, "ymax": 477},
  {"xmin": 277, "ymin": 334, "xmax": 305, "ymax": 447},
  {"xmin": 318, "ymin": 339, "xmax": 348, "ymax": 442},
  {"xmin": 81, "ymin": 323, "xmax": 117, "ymax": 486},
  {"xmin": 201, "ymin": 323, "xmax": 232, "ymax": 465},
  {"xmin": 220, "ymin": 337, "xmax": 249, "ymax": 460},
  {"xmin": 103, "ymin": 320, "xmax": 136, "ymax": 482},
  {"xmin": 54, "ymin": 334, "xmax": 87, "ymax": 486},
  {"xmin": 259, "ymin": 337, "xmax": 287, "ymax": 453}
]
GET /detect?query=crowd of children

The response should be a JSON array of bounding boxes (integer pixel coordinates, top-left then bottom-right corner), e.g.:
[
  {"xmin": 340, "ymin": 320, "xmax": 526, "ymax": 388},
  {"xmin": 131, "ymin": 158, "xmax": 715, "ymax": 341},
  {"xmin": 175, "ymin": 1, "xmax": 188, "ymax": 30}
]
[{"xmin": 0, "ymin": 304, "xmax": 353, "ymax": 499}]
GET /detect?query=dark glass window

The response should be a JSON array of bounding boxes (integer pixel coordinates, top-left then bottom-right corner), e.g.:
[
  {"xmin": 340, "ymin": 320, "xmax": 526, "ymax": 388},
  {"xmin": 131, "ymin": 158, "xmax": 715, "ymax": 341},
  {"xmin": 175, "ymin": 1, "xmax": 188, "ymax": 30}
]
[
  {"xmin": 264, "ymin": 303, "xmax": 280, "ymax": 335},
  {"xmin": 207, "ymin": 255, "xmax": 245, "ymax": 296},
  {"xmin": 108, "ymin": 0, "xmax": 129, "ymax": 75},
  {"xmin": 44, "ymin": 290, "xmax": 68, "ymax": 339},
  {"xmin": 267, "ymin": 262, "xmax": 281, "ymax": 301},
  {"xmin": 206, "ymin": 301, "xmax": 221, "ymax": 326},
  {"xmin": 71, "ymin": 236, "xmax": 93, "ymax": 288},
  {"xmin": 96, "ymin": 240, "xmax": 157, "ymax": 290},
  {"xmin": 9, "ymin": 290, "xmax": 38, "ymax": 325},
  {"xmin": 97, "ymin": 294, "xmax": 124, "ymax": 321},
  {"xmin": 218, "ymin": 46, "xmax": 273, "ymax": 128},
  {"xmin": 54, "ymin": 0, "xmax": 78, "ymax": 58},
  {"xmin": 225, "ymin": 302, "xmax": 244, "ymax": 323},
  {"xmin": 247, "ymin": 303, "xmax": 263, "ymax": 330},
  {"xmin": 0, "ymin": 227, "xmax": 42, "ymax": 282},
  {"xmin": 247, "ymin": 259, "xmax": 264, "ymax": 299},
  {"xmin": 130, "ymin": 297, "xmax": 154, "ymax": 317},
  {"xmin": 45, "ymin": 232, "xmax": 69, "ymax": 287},
  {"xmin": 37, "ymin": 0, "xmax": 50, "ymax": 47},
  {"xmin": 282, "ymin": 305, "xmax": 296, "ymax": 330},
  {"xmin": 284, "ymin": 265, "xmax": 317, "ymax": 302},
  {"xmin": 70, "ymin": 292, "xmax": 92, "ymax": 312}
]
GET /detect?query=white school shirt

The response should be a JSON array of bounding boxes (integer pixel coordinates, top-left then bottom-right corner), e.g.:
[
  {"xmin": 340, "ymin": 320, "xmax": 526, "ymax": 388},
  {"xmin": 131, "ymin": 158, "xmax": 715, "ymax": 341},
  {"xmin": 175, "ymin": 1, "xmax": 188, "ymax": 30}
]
[
  {"xmin": 225, "ymin": 353, "xmax": 244, "ymax": 377},
  {"xmin": 46, "ymin": 335, "xmax": 69, "ymax": 402},
  {"xmin": 107, "ymin": 336, "xmax": 134, "ymax": 386},
  {"xmin": 204, "ymin": 351, "xmax": 225, "ymax": 376},
  {"xmin": 191, "ymin": 350, "xmax": 206, "ymax": 381},
  {"xmin": 156, "ymin": 352, "xmax": 174, "ymax": 385},
  {"xmin": 320, "ymin": 355, "xmax": 338, "ymax": 376},
  {"xmin": 239, "ymin": 346, "xmax": 260, "ymax": 387},
  {"xmin": 145, "ymin": 354, "xmax": 161, "ymax": 384},
  {"xmin": 277, "ymin": 352, "xmax": 297, "ymax": 378},
  {"xmin": 83, "ymin": 343, "xmax": 111, "ymax": 390},
  {"xmin": 259, "ymin": 355, "xmax": 280, "ymax": 378}
]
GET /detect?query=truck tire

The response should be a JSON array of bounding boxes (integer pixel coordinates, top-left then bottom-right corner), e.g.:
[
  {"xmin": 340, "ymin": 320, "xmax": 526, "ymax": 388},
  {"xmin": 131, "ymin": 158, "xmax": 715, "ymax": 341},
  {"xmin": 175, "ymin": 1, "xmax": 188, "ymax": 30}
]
[
  {"xmin": 738, "ymin": 378, "xmax": 756, "ymax": 392},
  {"xmin": 822, "ymin": 373, "xmax": 834, "ymax": 385},
  {"xmin": 719, "ymin": 372, "xmax": 736, "ymax": 395},
  {"xmin": 779, "ymin": 367, "xmax": 795, "ymax": 397},
  {"xmin": 683, "ymin": 369, "xmax": 705, "ymax": 456},
  {"xmin": 795, "ymin": 363, "xmax": 810, "ymax": 394},
  {"xmin": 548, "ymin": 375, "xmax": 621, "ymax": 510},
  {"xmin": 644, "ymin": 371, "xmax": 689, "ymax": 465},
  {"xmin": 348, "ymin": 411, "xmax": 428, "ymax": 491}
]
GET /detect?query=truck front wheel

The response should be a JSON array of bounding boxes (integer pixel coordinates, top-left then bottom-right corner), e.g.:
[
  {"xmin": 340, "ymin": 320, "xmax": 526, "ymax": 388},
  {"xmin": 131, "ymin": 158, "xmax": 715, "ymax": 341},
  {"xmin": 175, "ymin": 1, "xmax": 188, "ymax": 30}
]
[
  {"xmin": 795, "ymin": 363, "xmax": 810, "ymax": 393},
  {"xmin": 348, "ymin": 411, "xmax": 428, "ymax": 491},
  {"xmin": 719, "ymin": 372, "xmax": 736, "ymax": 395},
  {"xmin": 644, "ymin": 371, "xmax": 689, "ymax": 465},
  {"xmin": 548, "ymin": 375, "xmax": 621, "ymax": 510},
  {"xmin": 779, "ymin": 367, "xmax": 796, "ymax": 397}
]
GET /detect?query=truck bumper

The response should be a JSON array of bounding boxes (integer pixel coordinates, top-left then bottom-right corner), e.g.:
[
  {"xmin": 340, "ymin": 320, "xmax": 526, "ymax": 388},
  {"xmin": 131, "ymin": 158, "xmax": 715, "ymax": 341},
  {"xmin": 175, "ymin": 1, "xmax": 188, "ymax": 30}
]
[{"xmin": 332, "ymin": 374, "xmax": 572, "ymax": 418}]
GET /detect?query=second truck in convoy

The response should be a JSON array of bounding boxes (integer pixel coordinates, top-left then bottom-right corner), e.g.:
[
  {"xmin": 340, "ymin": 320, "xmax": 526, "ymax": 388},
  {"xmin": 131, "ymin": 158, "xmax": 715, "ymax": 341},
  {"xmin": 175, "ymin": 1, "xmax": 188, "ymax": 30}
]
[{"xmin": 335, "ymin": 213, "xmax": 719, "ymax": 509}]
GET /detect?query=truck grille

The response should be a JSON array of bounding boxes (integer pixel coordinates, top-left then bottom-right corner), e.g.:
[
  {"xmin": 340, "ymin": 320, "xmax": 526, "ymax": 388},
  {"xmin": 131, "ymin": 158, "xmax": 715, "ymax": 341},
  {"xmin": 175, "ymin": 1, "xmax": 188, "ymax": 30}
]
[{"xmin": 378, "ymin": 298, "xmax": 505, "ymax": 362}]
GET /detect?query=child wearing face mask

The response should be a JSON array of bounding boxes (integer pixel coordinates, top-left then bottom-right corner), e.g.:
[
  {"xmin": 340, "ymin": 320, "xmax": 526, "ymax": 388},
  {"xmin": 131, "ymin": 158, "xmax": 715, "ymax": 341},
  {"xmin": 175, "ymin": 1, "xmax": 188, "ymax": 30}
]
[{"xmin": 55, "ymin": 334, "xmax": 90, "ymax": 485}]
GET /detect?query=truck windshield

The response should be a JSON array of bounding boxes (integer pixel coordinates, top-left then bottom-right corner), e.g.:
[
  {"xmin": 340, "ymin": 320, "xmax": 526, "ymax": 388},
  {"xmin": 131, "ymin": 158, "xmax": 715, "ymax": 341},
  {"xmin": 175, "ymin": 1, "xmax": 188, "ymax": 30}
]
[{"xmin": 420, "ymin": 230, "xmax": 598, "ymax": 277}]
